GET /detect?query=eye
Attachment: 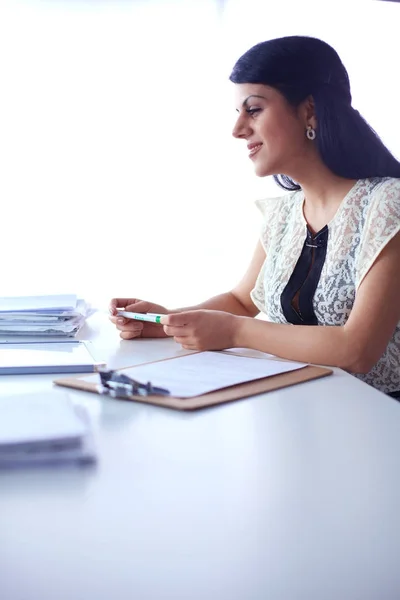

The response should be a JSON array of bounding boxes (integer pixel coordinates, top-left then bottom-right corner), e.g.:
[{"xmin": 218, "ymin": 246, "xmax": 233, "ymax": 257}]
[{"xmin": 245, "ymin": 107, "xmax": 262, "ymax": 117}]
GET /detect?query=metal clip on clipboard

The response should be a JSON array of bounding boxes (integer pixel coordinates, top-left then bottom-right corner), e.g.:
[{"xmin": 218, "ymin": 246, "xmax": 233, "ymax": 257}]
[{"xmin": 97, "ymin": 369, "xmax": 170, "ymax": 399}]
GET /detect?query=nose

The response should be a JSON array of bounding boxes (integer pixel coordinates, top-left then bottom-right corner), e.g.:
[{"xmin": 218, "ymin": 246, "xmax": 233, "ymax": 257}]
[{"xmin": 232, "ymin": 112, "xmax": 252, "ymax": 139}]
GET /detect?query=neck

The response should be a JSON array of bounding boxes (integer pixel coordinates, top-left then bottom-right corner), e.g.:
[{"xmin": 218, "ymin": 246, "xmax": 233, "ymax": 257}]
[
  {"xmin": 285, "ymin": 156, "xmax": 359, "ymax": 232},
  {"xmin": 290, "ymin": 157, "xmax": 357, "ymax": 211}
]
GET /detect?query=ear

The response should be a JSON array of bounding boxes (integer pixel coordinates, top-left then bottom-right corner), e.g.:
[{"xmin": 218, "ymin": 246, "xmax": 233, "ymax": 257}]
[{"xmin": 300, "ymin": 95, "xmax": 317, "ymax": 129}]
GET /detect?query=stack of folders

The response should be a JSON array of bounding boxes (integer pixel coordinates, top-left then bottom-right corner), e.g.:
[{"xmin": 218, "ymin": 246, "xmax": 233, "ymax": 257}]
[
  {"xmin": 0, "ymin": 392, "xmax": 96, "ymax": 468},
  {"xmin": 0, "ymin": 294, "xmax": 91, "ymax": 337}
]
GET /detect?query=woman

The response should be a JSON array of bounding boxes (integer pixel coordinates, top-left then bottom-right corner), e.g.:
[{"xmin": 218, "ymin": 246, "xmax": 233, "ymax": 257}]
[{"xmin": 110, "ymin": 36, "xmax": 400, "ymax": 395}]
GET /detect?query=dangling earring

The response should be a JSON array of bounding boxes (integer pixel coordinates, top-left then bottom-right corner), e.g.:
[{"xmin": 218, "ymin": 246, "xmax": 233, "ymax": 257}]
[{"xmin": 306, "ymin": 125, "xmax": 316, "ymax": 140}]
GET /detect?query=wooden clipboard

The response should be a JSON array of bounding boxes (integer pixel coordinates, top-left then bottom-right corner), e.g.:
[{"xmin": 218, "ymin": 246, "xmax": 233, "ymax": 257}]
[{"xmin": 53, "ymin": 353, "xmax": 333, "ymax": 411}]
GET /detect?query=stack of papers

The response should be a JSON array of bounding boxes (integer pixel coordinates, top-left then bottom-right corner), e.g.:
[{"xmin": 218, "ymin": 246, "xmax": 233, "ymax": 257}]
[
  {"xmin": 0, "ymin": 392, "xmax": 96, "ymax": 467},
  {"xmin": 0, "ymin": 294, "xmax": 90, "ymax": 337}
]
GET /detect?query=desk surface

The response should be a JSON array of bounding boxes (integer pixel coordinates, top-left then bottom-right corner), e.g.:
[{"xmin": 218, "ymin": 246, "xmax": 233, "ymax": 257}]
[{"xmin": 1, "ymin": 313, "xmax": 400, "ymax": 600}]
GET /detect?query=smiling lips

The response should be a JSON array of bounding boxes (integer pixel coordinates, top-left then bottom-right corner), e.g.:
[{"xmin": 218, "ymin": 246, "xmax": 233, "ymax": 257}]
[{"xmin": 247, "ymin": 142, "xmax": 263, "ymax": 158}]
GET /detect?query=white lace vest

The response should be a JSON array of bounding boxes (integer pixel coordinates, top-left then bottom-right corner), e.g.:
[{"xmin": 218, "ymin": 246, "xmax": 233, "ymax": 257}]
[{"xmin": 251, "ymin": 177, "xmax": 400, "ymax": 394}]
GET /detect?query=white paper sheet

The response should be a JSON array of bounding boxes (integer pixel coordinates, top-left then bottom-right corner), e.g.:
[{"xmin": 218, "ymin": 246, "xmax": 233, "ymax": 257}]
[
  {"xmin": 115, "ymin": 351, "xmax": 307, "ymax": 398},
  {"xmin": 0, "ymin": 294, "xmax": 77, "ymax": 312}
]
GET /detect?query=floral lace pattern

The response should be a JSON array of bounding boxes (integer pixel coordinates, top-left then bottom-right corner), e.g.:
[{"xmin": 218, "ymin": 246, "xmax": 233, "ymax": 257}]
[{"xmin": 251, "ymin": 177, "xmax": 400, "ymax": 393}]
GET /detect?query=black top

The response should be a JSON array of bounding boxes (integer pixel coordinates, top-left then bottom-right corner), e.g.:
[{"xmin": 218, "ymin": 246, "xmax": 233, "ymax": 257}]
[{"xmin": 280, "ymin": 226, "xmax": 329, "ymax": 325}]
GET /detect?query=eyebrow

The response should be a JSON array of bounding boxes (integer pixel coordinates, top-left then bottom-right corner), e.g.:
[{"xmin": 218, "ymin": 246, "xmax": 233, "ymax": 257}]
[{"xmin": 236, "ymin": 94, "xmax": 267, "ymax": 112}]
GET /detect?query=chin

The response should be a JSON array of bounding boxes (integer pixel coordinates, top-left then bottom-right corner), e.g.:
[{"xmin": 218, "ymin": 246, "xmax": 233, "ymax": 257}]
[{"xmin": 254, "ymin": 163, "xmax": 274, "ymax": 178}]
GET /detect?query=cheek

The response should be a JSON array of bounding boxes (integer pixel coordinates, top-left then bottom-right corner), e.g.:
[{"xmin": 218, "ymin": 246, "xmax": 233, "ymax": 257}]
[
  {"xmin": 261, "ymin": 120, "xmax": 304, "ymax": 154},
  {"xmin": 254, "ymin": 119, "xmax": 305, "ymax": 176}
]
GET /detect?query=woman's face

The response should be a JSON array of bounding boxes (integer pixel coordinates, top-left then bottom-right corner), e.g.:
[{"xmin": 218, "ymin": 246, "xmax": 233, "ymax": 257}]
[{"xmin": 232, "ymin": 83, "xmax": 312, "ymax": 178}]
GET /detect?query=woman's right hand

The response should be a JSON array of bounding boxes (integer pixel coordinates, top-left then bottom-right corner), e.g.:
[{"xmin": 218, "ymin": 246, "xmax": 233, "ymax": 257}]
[{"xmin": 109, "ymin": 297, "xmax": 169, "ymax": 340}]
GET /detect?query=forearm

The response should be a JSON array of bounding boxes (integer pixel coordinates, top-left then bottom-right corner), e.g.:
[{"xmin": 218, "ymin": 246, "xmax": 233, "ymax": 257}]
[
  {"xmin": 172, "ymin": 292, "xmax": 256, "ymax": 318},
  {"xmin": 234, "ymin": 317, "xmax": 361, "ymax": 371}
]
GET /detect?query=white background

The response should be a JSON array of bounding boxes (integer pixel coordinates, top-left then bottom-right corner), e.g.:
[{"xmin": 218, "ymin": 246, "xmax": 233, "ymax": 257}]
[{"xmin": 0, "ymin": 0, "xmax": 399, "ymax": 310}]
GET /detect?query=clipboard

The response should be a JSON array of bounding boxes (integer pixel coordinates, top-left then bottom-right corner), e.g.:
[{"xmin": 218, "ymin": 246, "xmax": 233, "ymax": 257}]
[{"xmin": 54, "ymin": 352, "xmax": 333, "ymax": 411}]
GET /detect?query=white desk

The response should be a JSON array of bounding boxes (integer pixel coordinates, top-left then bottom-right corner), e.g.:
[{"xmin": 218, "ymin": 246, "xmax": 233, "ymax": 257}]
[{"xmin": 1, "ymin": 313, "xmax": 400, "ymax": 600}]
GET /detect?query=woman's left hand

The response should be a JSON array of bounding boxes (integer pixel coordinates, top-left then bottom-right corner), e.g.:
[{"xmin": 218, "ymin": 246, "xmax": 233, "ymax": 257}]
[{"xmin": 160, "ymin": 309, "xmax": 242, "ymax": 351}]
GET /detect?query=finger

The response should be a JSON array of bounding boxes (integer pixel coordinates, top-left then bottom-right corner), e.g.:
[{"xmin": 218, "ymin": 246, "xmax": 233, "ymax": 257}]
[
  {"xmin": 173, "ymin": 336, "xmax": 192, "ymax": 345},
  {"xmin": 116, "ymin": 317, "xmax": 144, "ymax": 333},
  {"xmin": 161, "ymin": 312, "xmax": 191, "ymax": 326},
  {"xmin": 120, "ymin": 329, "xmax": 142, "ymax": 340},
  {"xmin": 109, "ymin": 298, "xmax": 139, "ymax": 316},
  {"xmin": 163, "ymin": 325, "xmax": 186, "ymax": 337},
  {"xmin": 174, "ymin": 335, "xmax": 203, "ymax": 350},
  {"xmin": 139, "ymin": 322, "xmax": 168, "ymax": 339},
  {"xmin": 125, "ymin": 300, "xmax": 152, "ymax": 313}
]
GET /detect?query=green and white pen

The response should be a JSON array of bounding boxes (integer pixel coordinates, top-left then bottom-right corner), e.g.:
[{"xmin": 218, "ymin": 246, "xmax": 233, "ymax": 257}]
[{"xmin": 117, "ymin": 311, "xmax": 164, "ymax": 324}]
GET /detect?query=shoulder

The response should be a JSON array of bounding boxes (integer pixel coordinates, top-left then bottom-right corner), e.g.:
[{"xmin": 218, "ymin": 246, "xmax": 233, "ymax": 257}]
[
  {"xmin": 358, "ymin": 177, "xmax": 400, "ymax": 228},
  {"xmin": 362, "ymin": 177, "xmax": 400, "ymax": 207},
  {"xmin": 254, "ymin": 189, "xmax": 302, "ymax": 220},
  {"xmin": 356, "ymin": 178, "xmax": 400, "ymax": 286}
]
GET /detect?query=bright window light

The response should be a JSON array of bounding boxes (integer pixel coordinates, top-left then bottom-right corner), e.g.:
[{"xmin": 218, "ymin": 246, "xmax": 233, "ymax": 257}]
[{"xmin": 0, "ymin": 0, "xmax": 398, "ymax": 309}]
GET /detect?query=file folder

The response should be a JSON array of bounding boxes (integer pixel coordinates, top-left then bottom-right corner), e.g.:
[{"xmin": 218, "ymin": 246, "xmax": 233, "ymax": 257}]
[{"xmin": 0, "ymin": 340, "xmax": 105, "ymax": 375}]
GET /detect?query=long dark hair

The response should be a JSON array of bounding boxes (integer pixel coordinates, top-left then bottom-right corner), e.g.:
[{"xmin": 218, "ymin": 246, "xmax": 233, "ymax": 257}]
[{"xmin": 229, "ymin": 36, "xmax": 400, "ymax": 190}]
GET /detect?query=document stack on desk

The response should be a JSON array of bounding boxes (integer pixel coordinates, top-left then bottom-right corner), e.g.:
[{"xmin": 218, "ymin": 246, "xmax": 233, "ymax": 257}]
[
  {"xmin": 0, "ymin": 391, "xmax": 96, "ymax": 467},
  {"xmin": 0, "ymin": 294, "xmax": 91, "ymax": 338}
]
